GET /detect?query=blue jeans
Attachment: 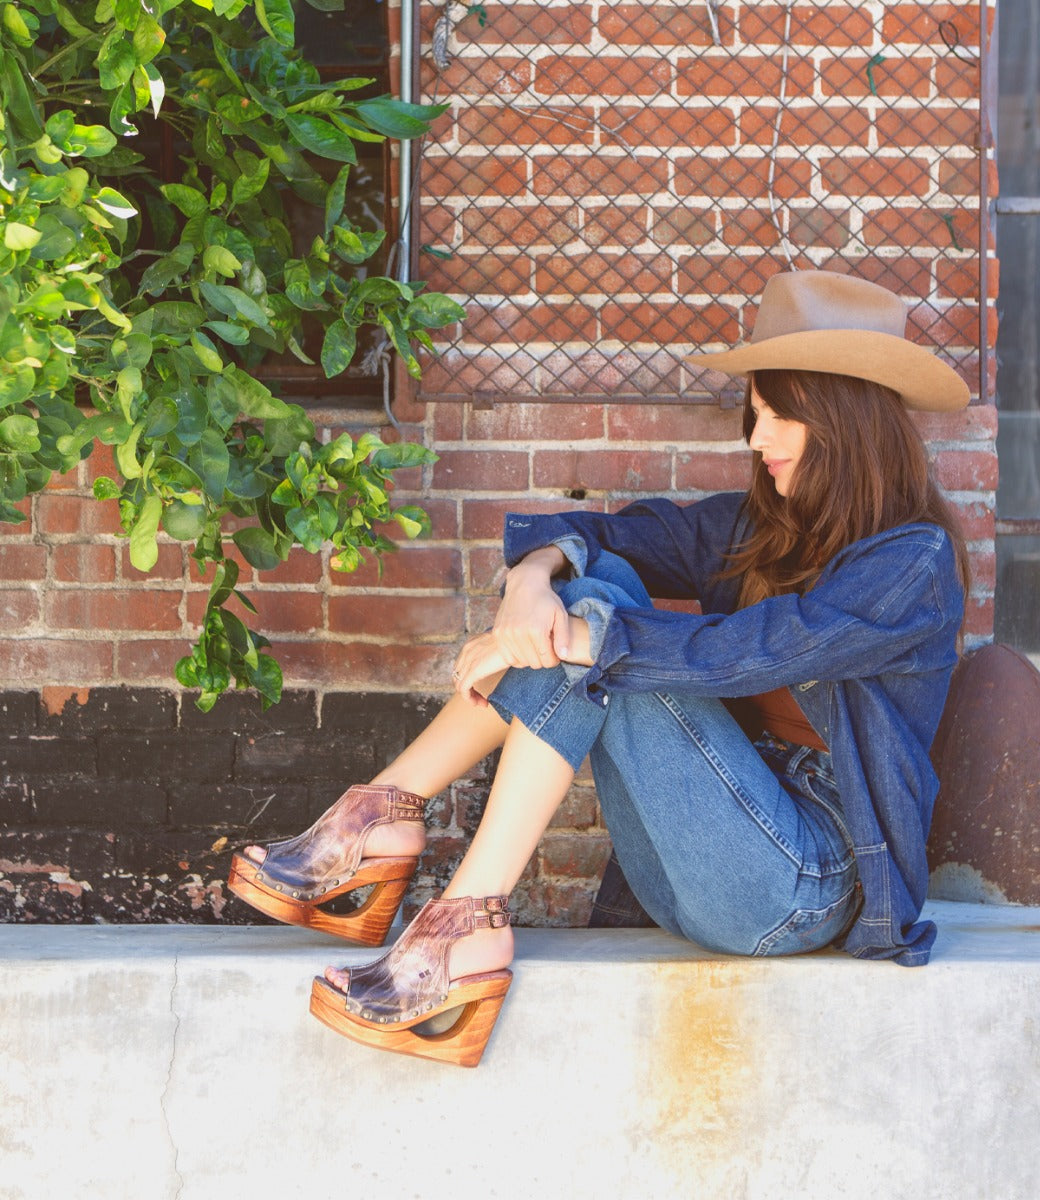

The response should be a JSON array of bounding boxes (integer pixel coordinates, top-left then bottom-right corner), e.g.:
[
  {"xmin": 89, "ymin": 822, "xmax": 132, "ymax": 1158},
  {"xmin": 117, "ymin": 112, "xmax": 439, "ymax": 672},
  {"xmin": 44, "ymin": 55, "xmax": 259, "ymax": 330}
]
[{"xmin": 489, "ymin": 553, "xmax": 862, "ymax": 957}]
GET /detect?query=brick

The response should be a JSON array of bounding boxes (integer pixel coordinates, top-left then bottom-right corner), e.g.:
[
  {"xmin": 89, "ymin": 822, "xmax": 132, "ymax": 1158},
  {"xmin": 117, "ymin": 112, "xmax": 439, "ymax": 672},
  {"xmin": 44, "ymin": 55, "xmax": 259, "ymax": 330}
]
[
  {"xmin": 535, "ymin": 250, "xmax": 674, "ymax": 297},
  {"xmin": 582, "ymin": 204, "xmax": 651, "ymax": 249},
  {"xmin": 463, "ymin": 300, "xmax": 599, "ymax": 346},
  {"xmin": 740, "ymin": 103, "xmax": 872, "ymax": 149},
  {"xmin": 949, "ymin": 499, "xmax": 994, "ymax": 542},
  {"xmin": 422, "ymin": 153, "xmax": 528, "ymax": 199},
  {"xmin": 932, "ymin": 449, "xmax": 998, "ymax": 491},
  {"xmin": 0, "ymin": 638, "xmax": 113, "ymax": 683},
  {"xmin": 0, "ymin": 778, "xmax": 33, "ymax": 823},
  {"xmin": 461, "ymin": 497, "xmax": 605, "ymax": 541},
  {"xmin": 602, "ymin": 104, "xmax": 735, "ymax": 149},
  {"xmin": 863, "ymin": 206, "xmax": 978, "ymax": 254},
  {"xmin": 115, "ymin": 638, "xmax": 188, "ymax": 683},
  {"xmin": 333, "ymin": 544, "xmax": 463, "ymax": 592},
  {"xmin": 819, "ymin": 154, "xmax": 933, "ymax": 199},
  {"xmin": 417, "ymin": 348, "xmax": 546, "ymax": 401},
  {"xmin": 675, "ymin": 450, "xmax": 753, "ymax": 492},
  {"xmin": 913, "ymin": 404, "xmax": 997, "ymax": 443},
  {"xmin": 0, "ymin": 690, "xmax": 38, "ymax": 730},
  {"xmin": 0, "ymin": 590, "xmax": 40, "ymax": 629},
  {"xmin": 35, "ymin": 493, "xmax": 123, "ymax": 536},
  {"xmin": 673, "ymin": 155, "xmax": 812, "ymax": 201},
  {"xmin": 121, "ymin": 541, "xmax": 185, "ymax": 582},
  {"xmin": 460, "ymin": 203, "xmax": 581, "ymax": 251},
  {"xmin": 181, "ymin": 688, "xmax": 317, "ymax": 734},
  {"xmin": 0, "ymin": 732, "xmax": 97, "ymax": 774},
  {"xmin": 935, "ymin": 56, "xmax": 979, "ymax": 102},
  {"xmin": 457, "ymin": 104, "xmax": 596, "ymax": 148},
  {"xmin": 601, "ymin": 3, "xmax": 732, "ymax": 47},
  {"xmin": 38, "ymin": 685, "xmax": 176, "ymax": 732},
  {"xmin": 549, "ymin": 783, "xmax": 599, "ymax": 830},
  {"xmin": 969, "ymin": 550, "xmax": 996, "ymax": 591},
  {"xmin": 819, "ymin": 54, "xmax": 936, "ymax": 100},
  {"xmin": 0, "ymin": 544, "xmax": 47, "ymax": 580},
  {"xmin": 532, "ymin": 449, "xmax": 672, "ymax": 492},
  {"xmin": 788, "ymin": 208, "xmax": 851, "ymax": 250},
  {"xmin": 467, "ymin": 402, "xmax": 604, "ymax": 443},
  {"xmin": 467, "ymin": 546, "xmax": 507, "ymax": 594},
  {"xmin": 741, "ymin": 4, "xmax": 874, "ymax": 46},
  {"xmin": 531, "ymin": 155, "xmax": 669, "ymax": 201},
  {"xmin": 32, "ymin": 777, "xmax": 168, "ymax": 827},
  {"xmin": 677, "ymin": 253, "xmax": 782, "ymax": 301},
  {"xmin": 98, "ymin": 729, "xmax": 233, "ymax": 783},
  {"xmin": 45, "ymin": 588, "xmax": 184, "ymax": 632},
  {"xmin": 938, "ymin": 155, "xmax": 981, "ymax": 197},
  {"xmin": 963, "ymin": 595, "xmax": 994, "ymax": 638},
  {"xmin": 677, "ymin": 53, "xmax": 814, "ymax": 98},
  {"xmin": 535, "ymin": 54, "xmax": 673, "ymax": 96},
  {"xmin": 876, "ymin": 106, "xmax": 980, "ymax": 148},
  {"xmin": 272, "ymin": 640, "xmax": 455, "ymax": 692},
  {"xmin": 935, "ymin": 258, "xmax": 980, "ymax": 302},
  {"xmin": 419, "ymin": 56, "xmax": 533, "ymax": 98},
  {"xmin": 452, "ymin": 4, "xmax": 593, "ymax": 46},
  {"xmin": 51, "ymin": 542, "xmax": 117, "ymax": 584},
  {"xmin": 601, "ymin": 300, "xmax": 741, "ymax": 347},
  {"xmin": 431, "ymin": 449, "xmax": 530, "ymax": 492},
  {"xmin": 539, "ymin": 831, "xmax": 612, "ymax": 879},
  {"xmin": 652, "ymin": 205, "xmax": 716, "ymax": 248},
  {"xmin": 328, "ymin": 593, "xmax": 464, "ymax": 638},
  {"xmin": 720, "ymin": 207, "xmax": 783, "ymax": 249},
  {"xmin": 166, "ymin": 781, "xmax": 312, "ymax": 834},
  {"xmin": 607, "ymin": 403, "xmax": 742, "ymax": 443},
  {"xmin": 907, "ymin": 302, "xmax": 979, "ymax": 349},
  {"xmin": 234, "ymin": 589, "xmax": 324, "ymax": 634},
  {"xmin": 424, "ymin": 252, "xmax": 533, "ymax": 297},
  {"xmin": 882, "ymin": 4, "xmax": 981, "ymax": 45}
]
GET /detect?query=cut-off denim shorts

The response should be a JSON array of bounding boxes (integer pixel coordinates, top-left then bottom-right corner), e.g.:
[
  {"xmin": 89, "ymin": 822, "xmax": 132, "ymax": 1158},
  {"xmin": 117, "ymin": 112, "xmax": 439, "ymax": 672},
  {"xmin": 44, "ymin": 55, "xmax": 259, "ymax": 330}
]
[{"xmin": 489, "ymin": 551, "xmax": 862, "ymax": 958}]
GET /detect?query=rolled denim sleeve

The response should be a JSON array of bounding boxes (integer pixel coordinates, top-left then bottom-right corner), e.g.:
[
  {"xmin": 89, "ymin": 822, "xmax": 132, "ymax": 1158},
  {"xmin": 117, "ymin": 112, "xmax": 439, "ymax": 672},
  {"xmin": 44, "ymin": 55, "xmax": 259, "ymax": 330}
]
[{"xmin": 579, "ymin": 525, "xmax": 963, "ymax": 700}]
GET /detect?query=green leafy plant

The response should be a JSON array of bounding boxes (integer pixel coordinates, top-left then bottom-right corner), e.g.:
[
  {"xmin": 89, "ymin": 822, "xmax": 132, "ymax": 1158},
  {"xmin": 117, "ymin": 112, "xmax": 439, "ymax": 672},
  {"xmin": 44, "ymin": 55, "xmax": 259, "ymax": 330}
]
[{"xmin": 0, "ymin": 0, "xmax": 464, "ymax": 710}]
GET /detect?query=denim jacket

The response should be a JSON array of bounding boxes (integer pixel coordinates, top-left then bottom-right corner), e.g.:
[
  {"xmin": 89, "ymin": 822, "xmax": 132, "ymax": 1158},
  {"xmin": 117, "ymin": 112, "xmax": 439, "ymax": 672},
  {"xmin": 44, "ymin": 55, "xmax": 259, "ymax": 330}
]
[{"xmin": 503, "ymin": 492, "xmax": 965, "ymax": 966}]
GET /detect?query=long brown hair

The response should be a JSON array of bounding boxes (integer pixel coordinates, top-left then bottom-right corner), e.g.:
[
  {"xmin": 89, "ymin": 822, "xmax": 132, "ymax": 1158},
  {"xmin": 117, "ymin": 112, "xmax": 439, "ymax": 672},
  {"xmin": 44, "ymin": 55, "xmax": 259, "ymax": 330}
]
[{"xmin": 723, "ymin": 368, "xmax": 971, "ymax": 609}]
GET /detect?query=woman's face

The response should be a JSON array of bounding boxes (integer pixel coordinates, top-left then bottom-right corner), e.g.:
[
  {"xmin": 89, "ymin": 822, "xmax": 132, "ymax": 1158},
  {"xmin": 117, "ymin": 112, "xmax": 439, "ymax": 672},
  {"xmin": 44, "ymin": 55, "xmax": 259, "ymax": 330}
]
[{"xmin": 748, "ymin": 386, "xmax": 809, "ymax": 498}]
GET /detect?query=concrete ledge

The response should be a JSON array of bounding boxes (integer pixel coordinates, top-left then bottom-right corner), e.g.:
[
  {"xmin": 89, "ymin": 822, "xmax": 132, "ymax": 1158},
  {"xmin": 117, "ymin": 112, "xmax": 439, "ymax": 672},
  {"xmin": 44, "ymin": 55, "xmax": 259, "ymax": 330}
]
[{"xmin": 2, "ymin": 900, "xmax": 1039, "ymax": 1200}]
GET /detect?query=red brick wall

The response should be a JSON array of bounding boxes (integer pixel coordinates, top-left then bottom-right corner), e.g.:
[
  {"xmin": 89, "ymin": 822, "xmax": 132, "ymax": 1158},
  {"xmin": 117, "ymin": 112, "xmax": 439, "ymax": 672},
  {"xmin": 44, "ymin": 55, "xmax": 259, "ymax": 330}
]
[{"xmin": 0, "ymin": 0, "xmax": 998, "ymax": 926}]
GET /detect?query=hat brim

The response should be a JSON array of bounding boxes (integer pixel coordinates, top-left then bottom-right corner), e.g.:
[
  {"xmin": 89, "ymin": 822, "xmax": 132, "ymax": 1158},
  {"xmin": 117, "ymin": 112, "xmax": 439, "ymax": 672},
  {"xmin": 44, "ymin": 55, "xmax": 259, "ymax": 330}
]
[{"xmin": 687, "ymin": 329, "xmax": 970, "ymax": 412}]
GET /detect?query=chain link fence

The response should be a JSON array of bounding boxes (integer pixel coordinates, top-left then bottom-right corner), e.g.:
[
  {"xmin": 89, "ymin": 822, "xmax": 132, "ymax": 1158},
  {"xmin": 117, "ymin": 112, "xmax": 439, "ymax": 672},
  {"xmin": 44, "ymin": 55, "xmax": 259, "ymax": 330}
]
[{"xmin": 413, "ymin": 0, "xmax": 987, "ymax": 405}]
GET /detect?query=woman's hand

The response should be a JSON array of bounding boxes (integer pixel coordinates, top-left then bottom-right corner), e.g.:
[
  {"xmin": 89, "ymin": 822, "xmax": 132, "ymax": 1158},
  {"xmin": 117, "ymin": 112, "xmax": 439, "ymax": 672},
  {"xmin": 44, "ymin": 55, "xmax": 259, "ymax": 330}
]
[{"xmin": 493, "ymin": 549, "xmax": 572, "ymax": 669}]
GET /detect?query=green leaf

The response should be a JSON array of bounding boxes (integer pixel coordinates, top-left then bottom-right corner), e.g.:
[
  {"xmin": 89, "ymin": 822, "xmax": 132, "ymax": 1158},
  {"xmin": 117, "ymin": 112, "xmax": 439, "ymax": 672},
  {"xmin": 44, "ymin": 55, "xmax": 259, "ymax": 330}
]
[
  {"xmin": 320, "ymin": 318, "xmax": 356, "ymax": 377},
  {"xmin": 162, "ymin": 498, "xmax": 208, "ymax": 541},
  {"xmin": 160, "ymin": 184, "xmax": 209, "ymax": 218},
  {"xmin": 230, "ymin": 157, "xmax": 270, "ymax": 205},
  {"xmin": 3, "ymin": 222, "xmax": 41, "ymax": 251},
  {"xmin": 132, "ymin": 15, "xmax": 166, "ymax": 65},
  {"xmin": 352, "ymin": 97, "xmax": 447, "ymax": 140},
  {"xmin": 190, "ymin": 428, "xmax": 231, "ymax": 501},
  {"xmin": 232, "ymin": 526, "xmax": 284, "ymax": 570},
  {"xmin": 406, "ymin": 292, "xmax": 467, "ymax": 329},
  {"xmin": 0, "ymin": 415, "xmax": 42, "ymax": 455},
  {"xmin": 284, "ymin": 114, "xmax": 358, "ymax": 164},
  {"xmin": 140, "ymin": 244, "xmax": 196, "ymax": 294},
  {"xmin": 199, "ymin": 282, "xmax": 272, "ymax": 330},
  {"xmin": 129, "ymin": 495, "xmax": 162, "ymax": 572},
  {"xmin": 203, "ymin": 245, "xmax": 242, "ymax": 277},
  {"xmin": 93, "ymin": 187, "xmax": 138, "ymax": 220},
  {"xmin": 97, "ymin": 31, "xmax": 137, "ymax": 91},
  {"xmin": 255, "ymin": 0, "xmax": 295, "ymax": 46},
  {"xmin": 223, "ymin": 365, "xmax": 292, "ymax": 420}
]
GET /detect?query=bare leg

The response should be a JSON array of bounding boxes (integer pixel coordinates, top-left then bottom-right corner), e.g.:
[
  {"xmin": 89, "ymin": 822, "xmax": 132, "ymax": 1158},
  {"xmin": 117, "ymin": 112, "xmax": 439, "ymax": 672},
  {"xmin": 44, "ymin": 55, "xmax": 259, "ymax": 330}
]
[
  {"xmin": 243, "ymin": 691, "xmax": 509, "ymax": 864},
  {"xmin": 326, "ymin": 716, "xmax": 576, "ymax": 988}
]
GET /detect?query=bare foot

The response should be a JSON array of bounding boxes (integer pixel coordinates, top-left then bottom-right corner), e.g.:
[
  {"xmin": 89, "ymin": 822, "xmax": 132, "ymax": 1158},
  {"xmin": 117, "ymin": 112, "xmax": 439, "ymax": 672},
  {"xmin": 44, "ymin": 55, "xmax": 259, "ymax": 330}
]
[{"xmin": 323, "ymin": 920, "xmax": 514, "ymax": 994}]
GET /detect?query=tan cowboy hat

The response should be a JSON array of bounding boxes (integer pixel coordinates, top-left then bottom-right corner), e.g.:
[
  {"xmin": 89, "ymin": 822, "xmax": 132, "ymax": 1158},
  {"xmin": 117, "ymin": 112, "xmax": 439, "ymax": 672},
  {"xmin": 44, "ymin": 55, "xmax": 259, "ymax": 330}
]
[{"xmin": 687, "ymin": 269, "xmax": 970, "ymax": 412}]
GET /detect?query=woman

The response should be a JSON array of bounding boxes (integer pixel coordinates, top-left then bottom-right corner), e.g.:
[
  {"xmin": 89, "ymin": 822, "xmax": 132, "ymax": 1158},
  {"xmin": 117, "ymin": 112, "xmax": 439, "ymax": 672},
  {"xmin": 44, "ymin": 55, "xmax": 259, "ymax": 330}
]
[{"xmin": 228, "ymin": 269, "xmax": 971, "ymax": 1067}]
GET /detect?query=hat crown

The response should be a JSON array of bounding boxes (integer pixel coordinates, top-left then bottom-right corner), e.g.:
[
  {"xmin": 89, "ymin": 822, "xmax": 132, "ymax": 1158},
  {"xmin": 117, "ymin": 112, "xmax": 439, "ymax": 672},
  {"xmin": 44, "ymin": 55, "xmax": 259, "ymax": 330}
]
[{"xmin": 750, "ymin": 271, "xmax": 909, "ymax": 344}]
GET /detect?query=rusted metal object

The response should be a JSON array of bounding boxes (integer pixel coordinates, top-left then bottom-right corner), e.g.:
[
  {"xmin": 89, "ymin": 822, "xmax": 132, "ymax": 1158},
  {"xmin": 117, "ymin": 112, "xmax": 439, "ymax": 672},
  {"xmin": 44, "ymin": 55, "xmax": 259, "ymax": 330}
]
[{"xmin": 928, "ymin": 644, "xmax": 1040, "ymax": 905}]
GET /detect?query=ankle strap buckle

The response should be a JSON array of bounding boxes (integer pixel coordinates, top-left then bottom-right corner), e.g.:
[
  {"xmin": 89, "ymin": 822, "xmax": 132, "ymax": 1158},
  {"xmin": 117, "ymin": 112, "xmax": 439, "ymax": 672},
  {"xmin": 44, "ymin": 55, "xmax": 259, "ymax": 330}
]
[{"xmin": 483, "ymin": 895, "xmax": 511, "ymax": 928}]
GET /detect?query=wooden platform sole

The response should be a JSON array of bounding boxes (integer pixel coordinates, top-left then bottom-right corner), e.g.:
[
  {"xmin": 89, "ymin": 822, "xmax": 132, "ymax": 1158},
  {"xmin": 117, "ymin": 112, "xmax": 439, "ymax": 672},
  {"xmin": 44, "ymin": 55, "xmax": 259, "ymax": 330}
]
[
  {"xmin": 309, "ymin": 970, "xmax": 513, "ymax": 1068},
  {"xmin": 227, "ymin": 853, "xmax": 416, "ymax": 946}
]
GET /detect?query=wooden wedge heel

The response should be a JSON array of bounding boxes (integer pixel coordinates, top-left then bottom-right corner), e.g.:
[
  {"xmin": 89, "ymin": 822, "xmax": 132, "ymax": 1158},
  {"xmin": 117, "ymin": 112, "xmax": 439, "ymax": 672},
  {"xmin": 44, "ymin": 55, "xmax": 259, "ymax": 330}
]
[
  {"xmin": 227, "ymin": 783, "xmax": 427, "ymax": 947},
  {"xmin": 309, "ymin": 894, "xmax": 513, "ymax": 1068}
]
